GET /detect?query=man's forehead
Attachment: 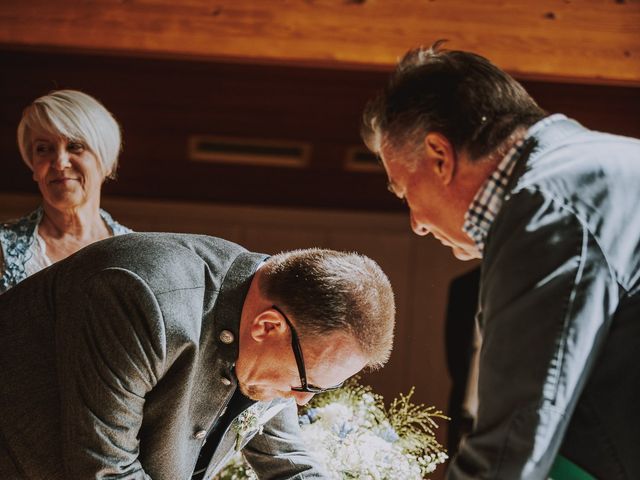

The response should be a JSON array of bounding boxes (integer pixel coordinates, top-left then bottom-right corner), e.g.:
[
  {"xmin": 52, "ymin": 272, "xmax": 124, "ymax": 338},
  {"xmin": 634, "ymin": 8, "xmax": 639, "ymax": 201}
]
[
  {"xmin": 305, "ymin": 330, "xmax": 361, "ymax": 360},
  {"xmin": 378, "ymin": 139, "xmax": 408, "ymax": 168},
  {"xmin": 305, "ymin": 336, "xmax": 367, "ymax": 381},
  {"xmin": 378, "ymin": 148, "xmax": 409, "ymax": 196}
]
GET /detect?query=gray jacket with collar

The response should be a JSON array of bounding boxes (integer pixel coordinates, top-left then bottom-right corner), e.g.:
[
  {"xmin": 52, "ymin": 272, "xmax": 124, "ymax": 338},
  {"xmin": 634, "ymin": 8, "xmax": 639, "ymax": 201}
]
[{"xmin": 0, "ymin": 232, "xmax": 327, "ymax": 479}]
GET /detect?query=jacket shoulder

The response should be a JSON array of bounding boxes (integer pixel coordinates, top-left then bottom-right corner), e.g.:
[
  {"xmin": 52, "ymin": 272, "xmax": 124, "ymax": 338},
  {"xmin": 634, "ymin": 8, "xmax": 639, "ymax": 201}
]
[{"xmin": 61, "ymin": 233, "xmax": 247, "ymax": 295}]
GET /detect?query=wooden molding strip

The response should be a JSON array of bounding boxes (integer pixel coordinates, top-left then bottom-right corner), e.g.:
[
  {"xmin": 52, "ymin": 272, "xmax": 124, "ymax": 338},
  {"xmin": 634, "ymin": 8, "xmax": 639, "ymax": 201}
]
[{"xmin": 0, "ymin": 1, "xmax": 639, "ymax": 86}]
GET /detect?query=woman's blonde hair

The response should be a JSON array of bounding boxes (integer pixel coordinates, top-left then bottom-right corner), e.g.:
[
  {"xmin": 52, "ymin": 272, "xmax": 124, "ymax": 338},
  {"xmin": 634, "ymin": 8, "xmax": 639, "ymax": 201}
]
[{"xmin": 17, "ymin": 89, "xmax": 122, "ymax": 179}]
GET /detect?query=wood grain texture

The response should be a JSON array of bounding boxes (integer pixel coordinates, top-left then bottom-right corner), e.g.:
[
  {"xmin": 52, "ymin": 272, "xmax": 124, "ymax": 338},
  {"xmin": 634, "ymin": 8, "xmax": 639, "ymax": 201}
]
[{"xmin": 0, "ymin": 0, "xmax": 639, "ymax": 85}]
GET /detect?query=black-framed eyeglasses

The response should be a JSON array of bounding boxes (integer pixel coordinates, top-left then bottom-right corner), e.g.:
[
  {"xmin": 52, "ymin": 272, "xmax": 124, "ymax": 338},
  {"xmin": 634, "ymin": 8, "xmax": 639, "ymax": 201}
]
[{"xmin": 272, "ymin": 305, "xmax": 344, "ymax": 394}]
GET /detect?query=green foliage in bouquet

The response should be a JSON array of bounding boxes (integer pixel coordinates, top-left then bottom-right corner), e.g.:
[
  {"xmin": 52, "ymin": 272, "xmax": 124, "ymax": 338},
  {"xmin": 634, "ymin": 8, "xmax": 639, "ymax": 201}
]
[{"xmin": 386, "ymin": 386, "xmax": 449, "ymax": 475}]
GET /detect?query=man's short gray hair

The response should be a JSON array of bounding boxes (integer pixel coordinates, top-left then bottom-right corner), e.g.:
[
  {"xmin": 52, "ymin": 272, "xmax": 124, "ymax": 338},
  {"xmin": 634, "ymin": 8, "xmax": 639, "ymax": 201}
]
[{"xmin": 260, "ymin": 248, "xmax": 396, "ymax": 370}]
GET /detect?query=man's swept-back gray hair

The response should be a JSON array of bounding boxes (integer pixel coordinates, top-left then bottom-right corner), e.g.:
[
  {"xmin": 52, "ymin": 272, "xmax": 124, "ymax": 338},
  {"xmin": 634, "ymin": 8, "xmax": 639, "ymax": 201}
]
[
  {"xmin": 361, "ymin": 40, "xmax": 546, "ymax": 165},
  {"xmin": 260, "ymin": 248, "xmax": 395, "ymax": 370},
  {"xmin": 17, "ymin": 89, "xmax": 122, "ymax": 179}
]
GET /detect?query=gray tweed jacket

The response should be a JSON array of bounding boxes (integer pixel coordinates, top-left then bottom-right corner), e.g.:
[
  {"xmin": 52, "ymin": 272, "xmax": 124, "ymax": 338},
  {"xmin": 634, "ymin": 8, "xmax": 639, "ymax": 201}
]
[{"xmin": 0, "ymin": 233, "xmax": 327, "ymax": 479}]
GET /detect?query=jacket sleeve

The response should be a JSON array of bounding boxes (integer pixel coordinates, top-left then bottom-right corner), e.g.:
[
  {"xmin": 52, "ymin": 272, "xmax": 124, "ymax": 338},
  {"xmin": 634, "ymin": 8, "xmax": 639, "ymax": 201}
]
[
  {"xmin": 242, "ymin": 400, "xmax": 329, "ymax": 479},
  {"xmin": 448, "ymin": 189, "xmax": 620, "ymax": 480},
  {"xmin": 57, "ymin": 267, "xmax": 166, "ymax": 479}
]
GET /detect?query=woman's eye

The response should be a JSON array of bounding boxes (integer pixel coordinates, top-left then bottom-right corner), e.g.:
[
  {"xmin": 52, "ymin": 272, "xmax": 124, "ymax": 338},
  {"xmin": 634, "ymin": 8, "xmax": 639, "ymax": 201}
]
[
  {"xmin": 68, "ymin": 142, "xmax": 85, "ymax": 153},
  {"xmin": 34, "ymin": 144, "xmax": 51, "ymax": 155}
]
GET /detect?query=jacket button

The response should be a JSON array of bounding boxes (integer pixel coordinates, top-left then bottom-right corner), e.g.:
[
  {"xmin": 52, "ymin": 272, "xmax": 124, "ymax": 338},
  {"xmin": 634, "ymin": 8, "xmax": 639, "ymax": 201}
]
[
  {"xmin": 221, "ymin": 377, "xmax": 232, "ymax": 386},
  {"xmin": 194, "ymin": 429, "xmax": 207, "ymax": 440},
  {"xmin": 219, "ymin": 330, "xmax": 234, "ymax": 344}
]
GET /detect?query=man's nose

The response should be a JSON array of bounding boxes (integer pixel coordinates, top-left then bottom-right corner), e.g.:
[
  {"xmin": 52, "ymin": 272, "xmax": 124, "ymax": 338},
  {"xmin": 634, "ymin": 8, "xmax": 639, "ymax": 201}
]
[
  {"xmin": 410, "ymin": 213, "xmax": 429, "ymax": 236},
  {"xmin": 292, "ymin": 391, "xmax": 315, "ymax": 406}
]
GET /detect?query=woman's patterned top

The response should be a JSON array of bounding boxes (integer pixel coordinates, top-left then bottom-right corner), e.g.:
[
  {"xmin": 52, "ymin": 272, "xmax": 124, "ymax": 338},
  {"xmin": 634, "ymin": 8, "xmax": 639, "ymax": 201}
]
[{"xmin": 0, "ymin": 206, "xmax": 132, "ymax": 294}]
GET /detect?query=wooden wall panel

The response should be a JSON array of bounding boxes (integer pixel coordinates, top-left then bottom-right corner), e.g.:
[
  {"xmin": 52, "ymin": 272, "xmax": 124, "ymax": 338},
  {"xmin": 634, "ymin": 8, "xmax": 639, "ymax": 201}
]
[
  {"xmin": 326, "ymin": 231, "xmax": 414, "ymax": 401},
  {"xmin": 0, "ymin": 49, "xmax": 395, "ymax": 211},
  {"xmin": 242, "ymin": 227, "xmax": 328, "ymax": 254},
  {"xmin": 1, "ymin": 49, "xmax": 639, "ymax": 214},
  {"xmin": 1, "ymin": 0, "xmax": 639, "ymax": 85},
  {"xmin": 409, "ymin": 238, "xmax": 479, "ymax": 413}
]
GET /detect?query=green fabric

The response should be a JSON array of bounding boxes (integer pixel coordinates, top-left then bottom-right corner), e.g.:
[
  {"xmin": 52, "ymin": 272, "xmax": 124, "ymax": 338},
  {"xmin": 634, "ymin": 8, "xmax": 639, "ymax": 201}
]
[{"xmin": 549, "ymin": 455, "xmax": 597, "ymax": 480}]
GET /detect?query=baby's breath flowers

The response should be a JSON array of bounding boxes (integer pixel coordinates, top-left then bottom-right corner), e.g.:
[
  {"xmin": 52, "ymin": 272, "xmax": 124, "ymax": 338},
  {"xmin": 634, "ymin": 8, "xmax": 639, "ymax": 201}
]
[{"xmin": 216, "ymin": 378, "xmax": 448, "ymax": 480}]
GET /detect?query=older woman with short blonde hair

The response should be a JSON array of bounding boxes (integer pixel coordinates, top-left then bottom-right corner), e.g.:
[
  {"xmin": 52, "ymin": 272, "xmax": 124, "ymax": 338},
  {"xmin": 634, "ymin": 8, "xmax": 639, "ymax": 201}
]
[{"xmin": 0, "ymin": 90, "xmax": 132, "ymax": 293}]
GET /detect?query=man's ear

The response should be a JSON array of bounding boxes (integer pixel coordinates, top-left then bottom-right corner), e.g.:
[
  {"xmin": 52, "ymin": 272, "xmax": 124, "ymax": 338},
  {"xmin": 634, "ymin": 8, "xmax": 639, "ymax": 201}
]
[
  {"xmin": 423, "ymin": 132, "xmax": 456, "ymax": 185},
  {"xmin": 250, "ymin": 308, "xmax": 287, "ymax": 343}
]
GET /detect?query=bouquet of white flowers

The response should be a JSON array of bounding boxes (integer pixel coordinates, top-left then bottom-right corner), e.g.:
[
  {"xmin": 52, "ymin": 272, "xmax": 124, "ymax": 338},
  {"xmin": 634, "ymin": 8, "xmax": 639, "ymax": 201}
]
[{"xmin": 215, "ymin": 378, "xmax": 448, "ymax": 480}]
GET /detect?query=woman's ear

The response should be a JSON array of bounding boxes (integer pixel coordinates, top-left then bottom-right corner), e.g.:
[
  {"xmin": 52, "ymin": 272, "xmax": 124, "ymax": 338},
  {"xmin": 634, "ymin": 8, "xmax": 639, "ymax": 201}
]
[{"xmin": 423, "ymin": 132, "xmax": 457, "ymax": 185}]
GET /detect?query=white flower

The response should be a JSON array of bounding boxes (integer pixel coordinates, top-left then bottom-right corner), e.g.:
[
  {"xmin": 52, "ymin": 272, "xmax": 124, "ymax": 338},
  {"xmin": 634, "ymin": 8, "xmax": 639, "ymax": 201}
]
[
  {"xmin": 317, "ymin": 403, "xmax": 352, "ymax": 426},
  {"xmin": 215, "ymin": 380, "xmax": 448, "ymax": 480},
  {"xmin": 232, "ymin": 404, "xmax": 265, "ymax": 451}
]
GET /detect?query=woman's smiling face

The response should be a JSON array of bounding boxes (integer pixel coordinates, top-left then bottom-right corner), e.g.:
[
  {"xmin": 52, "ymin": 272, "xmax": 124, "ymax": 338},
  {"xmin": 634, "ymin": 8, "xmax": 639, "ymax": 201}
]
[{"xmin": 30, "ymin": 131, "xmax": 105, "ymax": 211}]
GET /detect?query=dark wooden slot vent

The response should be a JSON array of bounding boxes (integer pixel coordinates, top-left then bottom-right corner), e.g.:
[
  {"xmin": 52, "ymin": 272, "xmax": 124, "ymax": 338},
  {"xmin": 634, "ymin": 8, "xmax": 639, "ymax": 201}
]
[
  {"xmin": 344, "ymin": 146, "xmax": 383, "ymax": 172},
  {"xmin": 188, "ymin": 135, "xmax": 311, "ymax": 168}
]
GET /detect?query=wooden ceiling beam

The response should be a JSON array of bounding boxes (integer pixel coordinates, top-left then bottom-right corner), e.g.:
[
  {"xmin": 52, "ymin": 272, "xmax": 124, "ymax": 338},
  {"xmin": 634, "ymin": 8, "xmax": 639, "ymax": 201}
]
[{"xmin": 1, "ymin": 0, "xmax": 639, "ymax": 86}]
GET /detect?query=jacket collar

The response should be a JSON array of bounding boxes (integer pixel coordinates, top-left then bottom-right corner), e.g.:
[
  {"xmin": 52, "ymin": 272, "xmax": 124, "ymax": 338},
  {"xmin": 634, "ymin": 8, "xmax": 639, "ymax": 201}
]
[
  {"xmin": 506, "ymin": 115, "xmax": 588, "ymax": 195},
  {"xmin": 211, "ymin": 250, "xmax": 270, "ymax": 366}
]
